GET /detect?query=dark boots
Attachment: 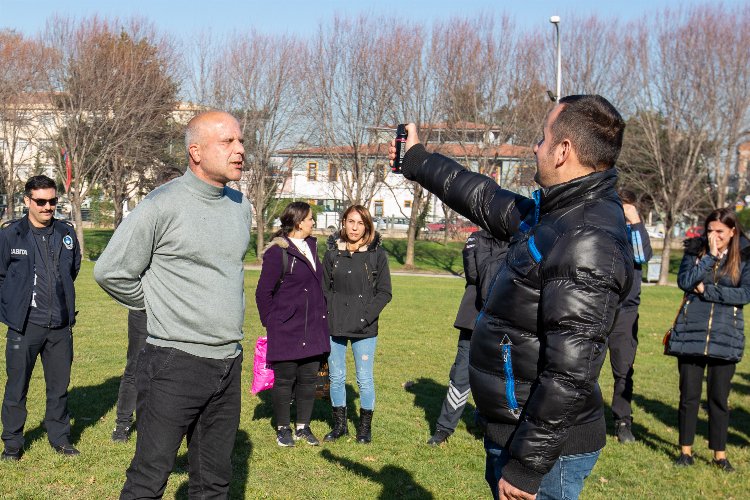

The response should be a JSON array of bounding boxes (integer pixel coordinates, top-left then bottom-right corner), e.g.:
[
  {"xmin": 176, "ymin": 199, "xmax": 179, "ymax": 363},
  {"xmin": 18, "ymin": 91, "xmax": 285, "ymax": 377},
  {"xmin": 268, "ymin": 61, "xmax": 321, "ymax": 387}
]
[
  {"xmin": 356, "ymin": 409, "xmax": 373, "ymax": 444},
  {"xmin": 324, "ymin": 406, "xmax": 349, "ymax": 442}
]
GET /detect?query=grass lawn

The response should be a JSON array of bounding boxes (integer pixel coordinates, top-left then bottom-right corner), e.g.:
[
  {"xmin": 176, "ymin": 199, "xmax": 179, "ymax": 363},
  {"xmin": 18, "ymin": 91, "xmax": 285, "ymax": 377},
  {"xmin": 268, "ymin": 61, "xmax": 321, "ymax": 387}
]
[{"xmin": 1, "ymin": 262, "xmax": 749, "ymax": 498}]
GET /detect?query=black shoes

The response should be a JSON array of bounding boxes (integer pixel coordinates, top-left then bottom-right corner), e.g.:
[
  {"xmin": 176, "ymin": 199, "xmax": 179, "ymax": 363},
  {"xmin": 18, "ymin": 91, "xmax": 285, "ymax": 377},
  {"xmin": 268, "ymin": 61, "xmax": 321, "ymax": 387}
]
[
  {"xmin": 324, "ymin": 406, "xmax": 349, "ymax": 442},
  {"xmin": 276, "ymin": 426, "xmax": 295, "ymax": 447},
  {"xmin": 294, "ymin": 426, "xmax": 320, "ymax": 446},
  {"xmin": 615, "ymin": 420, "xmax": 635, "ymax": 444},
  {"xmin": 713, "ymin": 458, "xmax": 735, "ymax": 473},
  {"xmin": 111, "ymin": 425, "xmax": 131, "ymax": 443},
  {"xmin": 356, "ymin": 409, "xmax": 373, "ymax": 444},
  {"xmin": 52, "ymin": 444, "xmax": 80, "ymax": 457},
  {"xmin": 674, "ymin": 453, "xmax": 694, "ymax": 466},
  {"xmin": 1, "ymin": 447, "xmax": 22, "ymax": 461},
  {"xmin": 427, "ymin": 429, "xmax": 451, "ymax": 446}
]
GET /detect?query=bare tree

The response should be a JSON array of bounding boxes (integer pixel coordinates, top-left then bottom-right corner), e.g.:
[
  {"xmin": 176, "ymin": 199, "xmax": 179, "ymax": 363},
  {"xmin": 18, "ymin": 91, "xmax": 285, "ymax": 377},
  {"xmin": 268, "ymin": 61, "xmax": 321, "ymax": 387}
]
[
  {"xmin": 40, "ymin": 16, "xmax": 179, "ymax": 253},
  {"xmin": 209, "ymin": 31, "xmax": 306, "ymax": 257},
  {"xmin": 694, "ymin": 4, "xmax": 750, "ymax": 207},
  {"xmin": 618, "ymin": 9, "xmax": 716, "ymax": 284},
  {"xmin": 0, "ymin": 31, "xmax": 50, "ymax": 218},
  {"xmin": 305, "ymin": 15, "xmax": 401, "ymax": 207}
]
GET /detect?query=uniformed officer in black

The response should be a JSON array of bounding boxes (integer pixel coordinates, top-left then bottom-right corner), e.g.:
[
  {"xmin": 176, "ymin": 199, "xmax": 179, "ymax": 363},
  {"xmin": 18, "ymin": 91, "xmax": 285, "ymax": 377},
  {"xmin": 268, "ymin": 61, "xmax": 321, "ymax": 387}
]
[{"xmin": 0, "ymin": 175, "xmax": 81, "ymax": 460}]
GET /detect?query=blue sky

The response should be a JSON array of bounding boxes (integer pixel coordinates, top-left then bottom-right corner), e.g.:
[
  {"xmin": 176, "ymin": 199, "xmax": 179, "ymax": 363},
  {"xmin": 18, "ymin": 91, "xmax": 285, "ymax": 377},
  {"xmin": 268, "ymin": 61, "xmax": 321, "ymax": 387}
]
[{"xmin": 0, "ymin": 0, "xmax": 742, "ymax": 38}]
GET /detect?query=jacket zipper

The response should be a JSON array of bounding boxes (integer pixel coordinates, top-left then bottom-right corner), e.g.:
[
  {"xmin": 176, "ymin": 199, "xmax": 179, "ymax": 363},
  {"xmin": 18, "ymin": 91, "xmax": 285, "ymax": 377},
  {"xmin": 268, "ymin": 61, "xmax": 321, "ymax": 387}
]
[{"xmin": 704, "ymin": 260, "xmax": 720, "ymax": 356}]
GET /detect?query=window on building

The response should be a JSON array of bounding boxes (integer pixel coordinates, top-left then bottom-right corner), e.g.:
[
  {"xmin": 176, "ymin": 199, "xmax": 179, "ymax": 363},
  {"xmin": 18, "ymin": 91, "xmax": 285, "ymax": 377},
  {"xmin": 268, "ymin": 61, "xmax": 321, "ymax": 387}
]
[
  {"xmin": 328, "ymin": 162, "xmax": 338, "ymax": 182},
  {"xmin": 404, "ymin": 200, "xmax": 412, "ymax": 209},
  {"xmin": 307, "ymin": 161, "xmax": 318, "ymax": 181},
  {"xmin": 373, "ymin": 200, "xmax": 384, "ymax": 217}
]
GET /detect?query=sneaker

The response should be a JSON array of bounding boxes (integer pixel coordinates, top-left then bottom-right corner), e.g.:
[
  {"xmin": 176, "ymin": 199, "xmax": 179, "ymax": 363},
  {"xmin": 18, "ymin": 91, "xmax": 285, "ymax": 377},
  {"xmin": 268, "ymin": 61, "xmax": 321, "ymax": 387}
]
[
  {"xmin": 674, "ymin": 453, "xmax": 694, "ymax": 466},
  {"xmin": 111, "ymin": 425, "xmax": 131, "ymax": 443},
  {"xmin": 51, "ymin": 444, "xmax": 80, "ymax": 457},
  {"xmin": 713, "ymin": 458, "xmax": 735, "ymax": 472},
  {"xmin": 427, "ymin": 429, "xmax": 451, "ymax": 446},
  {"xmin": 615, "ymin": 420, "xmax": 635, "ymax": 443},
  {"xmin": 294, "ymin": 426, "xmax": 320, "ymax": 446},
  {"xmin": 276, "ymin": 426, "xmax": 294, "ymax": 447},
  {"xmin": 1, "ymin": 447, "xmax": 22, "ymax": 461}
]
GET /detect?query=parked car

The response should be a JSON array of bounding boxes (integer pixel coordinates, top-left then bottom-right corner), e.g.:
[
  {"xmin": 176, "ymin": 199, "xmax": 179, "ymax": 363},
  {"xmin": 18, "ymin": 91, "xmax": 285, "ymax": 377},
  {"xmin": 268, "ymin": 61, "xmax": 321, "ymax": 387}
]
[
  {"xmin": 685, "ymin": 225, "xmax": 704, "ymax": 239},
  {"xmin": 375, "ymin": 217, "xmax": 412, "ymax": 231}
]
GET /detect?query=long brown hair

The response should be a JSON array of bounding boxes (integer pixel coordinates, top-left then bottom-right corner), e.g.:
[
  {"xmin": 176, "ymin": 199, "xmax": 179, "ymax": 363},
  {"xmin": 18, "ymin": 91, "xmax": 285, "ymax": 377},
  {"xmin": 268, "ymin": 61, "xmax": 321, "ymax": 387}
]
[
  {"xmin": 339, "ymin": 205, "xmax": 375, "ymax": 247},
  {"xmin": 702, "ymin": 207, "xmax": 745, "ymax": 284}
]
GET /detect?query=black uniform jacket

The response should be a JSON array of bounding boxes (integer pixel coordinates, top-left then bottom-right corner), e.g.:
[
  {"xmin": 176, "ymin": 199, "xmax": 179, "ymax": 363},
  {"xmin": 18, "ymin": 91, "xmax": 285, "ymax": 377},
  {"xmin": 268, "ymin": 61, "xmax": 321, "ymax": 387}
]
[
  {"xmin": 402, "ymin": 145, "xmax": 632, "ymax": 493},
  {"xmin": 0, "ymin": 216, "xmax": 81, "ymax": 331}
]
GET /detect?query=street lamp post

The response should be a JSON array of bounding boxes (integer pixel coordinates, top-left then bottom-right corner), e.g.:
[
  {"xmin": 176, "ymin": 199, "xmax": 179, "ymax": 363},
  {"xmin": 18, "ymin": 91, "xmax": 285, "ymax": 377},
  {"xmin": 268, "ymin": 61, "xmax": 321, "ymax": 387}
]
[{"xmin": 550, "ymin": 16, "xmax": 561, "ymax": 102}]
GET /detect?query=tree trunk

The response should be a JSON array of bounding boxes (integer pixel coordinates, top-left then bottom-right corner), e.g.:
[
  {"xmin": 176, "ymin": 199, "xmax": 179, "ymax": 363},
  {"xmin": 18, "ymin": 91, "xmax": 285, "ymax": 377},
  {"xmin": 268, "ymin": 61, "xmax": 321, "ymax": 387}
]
[
  {"xmin": 658, "ymin": 229, "xmax": 673, "ymax": 286},
  {"xmin": 70, "ymin": 186, "xmax": 85, "ymax": 259},
  {"xmin": 255, "ymin": 210, "xmax": 266, "ymax": 262},
  {"xmin": 404, "ymin": 185, "xmax": 424, "ymax": 269}
]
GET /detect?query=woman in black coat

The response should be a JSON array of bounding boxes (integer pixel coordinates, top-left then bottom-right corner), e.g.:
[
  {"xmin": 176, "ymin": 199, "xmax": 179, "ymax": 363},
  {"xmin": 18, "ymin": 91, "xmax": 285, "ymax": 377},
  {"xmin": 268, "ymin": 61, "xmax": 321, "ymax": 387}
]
[
  {"xmin": 669, "ymin": 208, "xmax": 750, "ymax": 471},
  {"xmin": 322, "ymin": 205, "xmax": 392, "ymax": 444}
]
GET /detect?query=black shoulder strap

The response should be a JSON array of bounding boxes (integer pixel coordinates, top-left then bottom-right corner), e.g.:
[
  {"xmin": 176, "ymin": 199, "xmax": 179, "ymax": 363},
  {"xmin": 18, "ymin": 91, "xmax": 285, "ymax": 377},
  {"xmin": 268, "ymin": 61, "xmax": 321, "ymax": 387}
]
[{"xmin": 272, "ymin": 247, "xmax": 289, "ymax": 296}]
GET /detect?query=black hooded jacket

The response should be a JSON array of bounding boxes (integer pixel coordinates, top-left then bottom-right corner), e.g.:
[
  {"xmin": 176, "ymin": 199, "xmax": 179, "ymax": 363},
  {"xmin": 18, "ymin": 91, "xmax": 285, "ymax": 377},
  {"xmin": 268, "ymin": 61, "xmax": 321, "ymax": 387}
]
[
  {"xmin": 402, "ymin": 145, "xmax": 632, "ymax": 494},
  {"xmin": 323, "ymin": 232, "xmax": 392, "ymax": 338}
]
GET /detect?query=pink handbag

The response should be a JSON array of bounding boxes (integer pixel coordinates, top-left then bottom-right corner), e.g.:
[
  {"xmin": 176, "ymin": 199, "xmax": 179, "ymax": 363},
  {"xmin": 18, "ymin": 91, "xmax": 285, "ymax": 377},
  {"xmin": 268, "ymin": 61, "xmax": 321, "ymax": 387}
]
[{"xmin": 251, "ymin": 336, "xmax": 274, "ymax": 395}]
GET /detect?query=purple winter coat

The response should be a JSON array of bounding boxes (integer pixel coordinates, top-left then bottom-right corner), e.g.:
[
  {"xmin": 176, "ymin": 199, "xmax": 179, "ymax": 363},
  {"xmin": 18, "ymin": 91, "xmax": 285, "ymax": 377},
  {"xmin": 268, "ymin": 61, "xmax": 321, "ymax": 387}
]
[{"xmin": 255, "ymin": 236, "xmax": 330, "ymax": 363}]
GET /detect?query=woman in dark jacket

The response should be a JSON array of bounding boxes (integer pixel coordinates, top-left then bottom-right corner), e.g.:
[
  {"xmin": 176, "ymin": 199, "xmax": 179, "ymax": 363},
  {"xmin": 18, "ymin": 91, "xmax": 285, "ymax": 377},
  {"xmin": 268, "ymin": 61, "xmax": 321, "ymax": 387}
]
[
  {"xmin": 322, "ymin": 205, "xmax": 392, "ymax": 444},
  {"xmin": 670, "ymin": 208, "xmax": 750, "ymax": 471},
  {"xmin": 255, "ymin": 202, "xmax": 330, "ymax": 447}
]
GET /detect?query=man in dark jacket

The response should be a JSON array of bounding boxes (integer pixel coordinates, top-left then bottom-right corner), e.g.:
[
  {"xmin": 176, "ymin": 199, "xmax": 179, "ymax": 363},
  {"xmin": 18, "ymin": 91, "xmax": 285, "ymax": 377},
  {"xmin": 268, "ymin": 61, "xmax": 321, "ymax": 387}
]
[
  {"xmin": 428, "ymin": 230, "xmax": 507, "ymax": 446},
  {"xmin": 0, "ymin": 175, "xmax": 81, "ymax": 460},
  {"xmin": 609, "ymin": 189, "xmax": 652, "ymax": 443},
  {"xmin": 390, "ymin": 95, "xmax": 632, "ymax": 500}
]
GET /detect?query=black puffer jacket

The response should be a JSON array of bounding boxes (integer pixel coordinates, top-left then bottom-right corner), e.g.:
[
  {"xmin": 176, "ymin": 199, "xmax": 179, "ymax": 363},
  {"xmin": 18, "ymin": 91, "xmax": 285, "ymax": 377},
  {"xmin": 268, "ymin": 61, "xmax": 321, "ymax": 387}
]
[
  {"xmin": 453, "ymin": 230, "xmax": 508, "ymax": 331},
  {"xmin": 323, "ymin": 232, "xmax": 392, "ymax": 338},
  {"xmin": 669, "ymin": 237, "xmax": 750, "ymax": 362},
  {"xmin": 403, "ymin": 145, "xmax": 632, "ymax": 494}
]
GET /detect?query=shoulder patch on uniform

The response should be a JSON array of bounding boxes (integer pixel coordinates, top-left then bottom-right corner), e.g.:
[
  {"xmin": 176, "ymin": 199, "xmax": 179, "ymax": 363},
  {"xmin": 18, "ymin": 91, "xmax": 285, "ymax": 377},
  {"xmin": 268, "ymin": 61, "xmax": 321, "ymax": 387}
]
[
  {"xmin": 63, "ymin": 234, "xmax": 74, "ymax": 250},
  {"xmin": 1, "ymin": 219, "xmax": 20, "ymax": 230}
]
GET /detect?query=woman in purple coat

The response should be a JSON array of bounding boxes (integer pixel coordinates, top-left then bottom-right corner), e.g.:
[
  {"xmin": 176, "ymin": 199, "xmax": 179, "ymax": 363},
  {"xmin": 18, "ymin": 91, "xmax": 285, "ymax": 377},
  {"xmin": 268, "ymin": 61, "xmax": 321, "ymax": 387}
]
[{"xmin": 255, "ymin": 202, "xmax": 330, "ymax": 447}]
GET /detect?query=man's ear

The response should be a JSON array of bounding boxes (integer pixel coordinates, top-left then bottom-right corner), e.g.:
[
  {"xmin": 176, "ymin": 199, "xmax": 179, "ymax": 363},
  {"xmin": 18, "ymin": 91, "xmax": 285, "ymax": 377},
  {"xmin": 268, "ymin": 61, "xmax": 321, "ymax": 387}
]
[
  {"xmin": 555, "ymin": 139, "xmax": 572, "ymax": 168},
  {"xmin": 188, "ymin": 144, "xmax": 200, "ymax": 164}
]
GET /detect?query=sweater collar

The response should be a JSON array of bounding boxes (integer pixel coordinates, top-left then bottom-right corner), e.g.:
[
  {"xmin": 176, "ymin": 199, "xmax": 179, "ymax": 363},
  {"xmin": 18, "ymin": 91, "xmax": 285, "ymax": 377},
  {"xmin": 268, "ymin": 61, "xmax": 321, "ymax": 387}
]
[
  {"xmin": 183, "ymin": 167, "xmax": 226, "ymax": 201},
  {"xmin": 538, "ymin": 168, "xmax": 619, "ymax": 215}
]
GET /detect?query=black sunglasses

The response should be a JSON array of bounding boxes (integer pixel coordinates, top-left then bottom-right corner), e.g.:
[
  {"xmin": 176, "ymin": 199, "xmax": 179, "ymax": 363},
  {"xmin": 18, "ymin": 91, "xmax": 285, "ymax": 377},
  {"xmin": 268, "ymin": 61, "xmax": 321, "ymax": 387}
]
[{"xmin": 29, "ymin": 197, "xmax": 58, "ymax": 207}]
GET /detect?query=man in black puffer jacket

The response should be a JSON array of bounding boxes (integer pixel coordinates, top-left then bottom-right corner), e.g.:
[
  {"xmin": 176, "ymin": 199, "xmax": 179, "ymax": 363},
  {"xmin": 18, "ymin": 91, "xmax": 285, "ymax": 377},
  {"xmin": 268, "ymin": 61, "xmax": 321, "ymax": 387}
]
[{"xmin": 390, "ymin": 95, "xmax": 633, "ymax": 500}]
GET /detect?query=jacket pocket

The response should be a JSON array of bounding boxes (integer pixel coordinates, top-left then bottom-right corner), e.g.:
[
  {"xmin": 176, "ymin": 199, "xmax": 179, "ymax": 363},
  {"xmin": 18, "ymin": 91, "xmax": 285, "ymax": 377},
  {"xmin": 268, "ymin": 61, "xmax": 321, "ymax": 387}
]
[{"xmin": 279, "ymin": 305, "xmax": 297, "ymax": 323}]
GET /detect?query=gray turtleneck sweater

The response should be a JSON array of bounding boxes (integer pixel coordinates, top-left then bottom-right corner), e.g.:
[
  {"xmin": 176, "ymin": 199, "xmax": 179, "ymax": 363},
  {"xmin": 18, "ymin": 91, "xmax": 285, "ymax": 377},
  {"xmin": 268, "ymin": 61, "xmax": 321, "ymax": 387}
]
[{"xmin": 94, "ymin": 168, "xmax": 252, "ymax": 359}]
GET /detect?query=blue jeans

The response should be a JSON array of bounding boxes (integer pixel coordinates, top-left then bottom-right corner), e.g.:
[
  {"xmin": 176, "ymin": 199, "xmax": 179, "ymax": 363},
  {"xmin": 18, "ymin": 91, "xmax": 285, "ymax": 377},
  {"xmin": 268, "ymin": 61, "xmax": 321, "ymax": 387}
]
[
  {"xmin": 329, "ymin": 336, "xmax": 377, "ymax": 410},
  {"xmin": 484, "ymin": 438, "xmax": 600, "ymax": 500}
]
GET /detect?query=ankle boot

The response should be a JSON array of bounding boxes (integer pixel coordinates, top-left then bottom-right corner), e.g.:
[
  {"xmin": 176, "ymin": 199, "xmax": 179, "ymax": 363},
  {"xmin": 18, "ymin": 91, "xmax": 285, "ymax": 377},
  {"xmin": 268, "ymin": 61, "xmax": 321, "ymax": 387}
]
[
  {"xmin": 324, "ymin": 406, "xmax": 349, "ymax": 442},
  {"xmin": 356, "ymin": 408, "xmax": 373, "ymax": 444}
]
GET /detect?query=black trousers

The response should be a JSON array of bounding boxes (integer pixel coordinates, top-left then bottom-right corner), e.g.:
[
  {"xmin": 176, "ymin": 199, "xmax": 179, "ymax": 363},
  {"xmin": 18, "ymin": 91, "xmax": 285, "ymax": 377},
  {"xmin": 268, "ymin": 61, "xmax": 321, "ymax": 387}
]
[
  {"xmin": 677, "ymin": 356, "xmax": 736, "ymax": 451},
  {"xmin": 115, "ymin": 310, "xmax": 149, "ymax": 428},
  {"xmin": 435, "ymin": 329, "xmax": 472, "ymax": 433},
  {"xmin": 271, "ymin": 356, "xmax": 321, "ymax": 428},
  {"xmin": 608, "ymin": 307, "xmax": 639, "ymax": 423},
  {"xmin": 121, "ymin": 344, "xmax": 242, "ymax": 500},
  {"xmin": 1, "ymin": 323, "xmax": 73, "ymax": 449}
]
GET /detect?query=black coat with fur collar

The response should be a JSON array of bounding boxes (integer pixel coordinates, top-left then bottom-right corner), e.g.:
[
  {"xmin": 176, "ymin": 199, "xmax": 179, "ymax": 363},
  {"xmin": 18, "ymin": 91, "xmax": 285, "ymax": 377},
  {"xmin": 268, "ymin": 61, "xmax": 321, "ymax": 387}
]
[
  {"xmin": 670, "ymin": 236, "xmax": 750, "ymax": 362},
  {"xmin": 323, "ymin": 232, "xmax": 392, "ymax": 338}
]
